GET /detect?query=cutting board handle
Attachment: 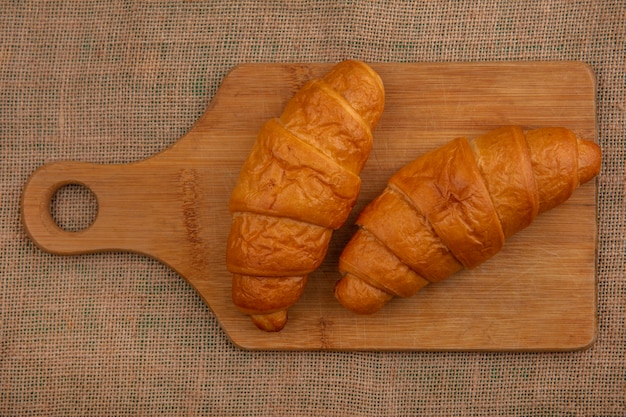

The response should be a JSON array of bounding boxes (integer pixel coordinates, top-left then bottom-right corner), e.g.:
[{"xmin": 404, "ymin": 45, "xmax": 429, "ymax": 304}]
[{"xmin": 21, "ymin": 160, "xmax": 152, "ymax": 255}]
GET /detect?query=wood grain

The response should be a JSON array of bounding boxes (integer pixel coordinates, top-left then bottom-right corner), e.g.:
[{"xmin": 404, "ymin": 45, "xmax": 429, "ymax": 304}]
[{"xmin": 21, "ymin": 62, "xmax": 598, "ymax": 351}]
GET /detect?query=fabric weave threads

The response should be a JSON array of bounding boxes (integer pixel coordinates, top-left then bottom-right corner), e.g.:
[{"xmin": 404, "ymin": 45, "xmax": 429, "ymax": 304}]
[{"xmin": 1, "ymin": 1, "xmax": 624, "ymax": 416}]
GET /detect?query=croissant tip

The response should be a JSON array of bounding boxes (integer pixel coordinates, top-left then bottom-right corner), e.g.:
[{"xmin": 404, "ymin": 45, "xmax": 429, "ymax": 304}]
[
  {"xmin": 577, "ymin": 139, "xmax": 602, "ymax": 184},
  {"xmin": 334, "ymin": 274, "xmax": 393, "ymax": 315},
  {"xmin": 250, "ymin": 310, "xmax": 288, "ymax": 332}
]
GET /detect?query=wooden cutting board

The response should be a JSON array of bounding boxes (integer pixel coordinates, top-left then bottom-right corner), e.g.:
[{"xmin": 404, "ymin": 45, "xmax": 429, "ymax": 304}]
[{"xmin": 21, "ymin": 62, "xmax": 598, "ymax": 351}]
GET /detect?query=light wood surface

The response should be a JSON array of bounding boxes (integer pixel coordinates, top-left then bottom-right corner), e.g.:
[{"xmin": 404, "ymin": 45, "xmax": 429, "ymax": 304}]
[{"xmin": 21, "ymin": 62, "xmax": 598, "ymax": 351}]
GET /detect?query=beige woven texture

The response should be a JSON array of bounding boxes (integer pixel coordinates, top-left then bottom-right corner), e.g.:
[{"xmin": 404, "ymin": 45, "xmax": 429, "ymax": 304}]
[{"xmin": 1, "ymin": 1, "xmax": 624, "ymax": 416}]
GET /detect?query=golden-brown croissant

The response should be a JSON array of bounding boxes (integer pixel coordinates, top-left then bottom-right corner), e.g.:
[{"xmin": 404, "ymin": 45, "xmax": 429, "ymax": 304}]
[
  {"xmin": 227, "ymin": 60, "xmax": 385, "ymax": 331},
  {"xmin": 335, "ymin": 126, "xmax": 602, "ymax": 314}
]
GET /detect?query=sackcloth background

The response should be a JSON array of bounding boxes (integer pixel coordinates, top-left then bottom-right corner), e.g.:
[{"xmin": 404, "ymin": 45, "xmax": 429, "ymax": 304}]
[{"xmin": 1, "ymin": 1, "xmax": 624, "ymax": 416}]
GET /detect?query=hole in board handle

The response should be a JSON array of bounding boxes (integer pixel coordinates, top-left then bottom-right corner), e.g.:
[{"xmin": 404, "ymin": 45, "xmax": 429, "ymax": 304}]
[{"xmin": 49, "ymin": 183, "xmax": 98, "ymax": 232}]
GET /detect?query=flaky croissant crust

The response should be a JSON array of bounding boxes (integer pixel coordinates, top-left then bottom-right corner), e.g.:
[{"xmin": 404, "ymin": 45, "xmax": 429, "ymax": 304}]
[
  {"xmin": 336, "ymin": 126, "xmax": 602, "ymax": 315},
  {"xmin": 227, "ymin": 60, "xmax": 385, "ymax": 331}
]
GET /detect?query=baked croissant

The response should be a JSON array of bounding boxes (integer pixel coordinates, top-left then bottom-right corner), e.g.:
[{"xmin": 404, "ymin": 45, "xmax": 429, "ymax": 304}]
[
  {"xmin": 335, "ymin": 126, "xmax": 602, "ymax": 314},
  {"xmin": 227, "ymin": 60, "xmax": 385, "ymax": 331}
]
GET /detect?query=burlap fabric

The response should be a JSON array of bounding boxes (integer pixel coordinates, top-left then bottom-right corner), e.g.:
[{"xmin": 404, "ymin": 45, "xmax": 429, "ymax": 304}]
[{"xmin": 1, "ymin": 1, "xmax": 624, "ymax": 416}]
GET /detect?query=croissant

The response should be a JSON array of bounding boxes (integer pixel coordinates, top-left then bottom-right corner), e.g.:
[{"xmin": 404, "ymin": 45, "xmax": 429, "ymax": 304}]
[
  {"xmin": 227, "ymin": 60, "xmax": 385, "ymax": 331},
  {"xmin": 335, "ymin": 126, "xmax": 602, "ymax": 314}
]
